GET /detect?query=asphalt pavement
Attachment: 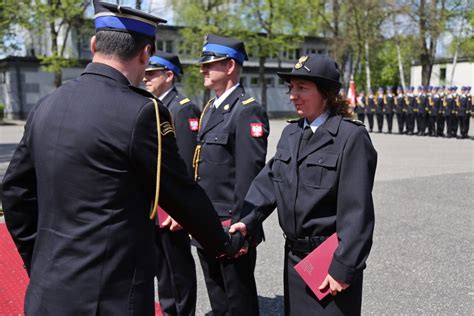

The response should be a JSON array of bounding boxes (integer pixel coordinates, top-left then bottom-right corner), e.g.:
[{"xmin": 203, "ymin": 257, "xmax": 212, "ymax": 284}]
[{"xmin": 0, "ymin": 118, "xmax": 473, "ymax": 315}]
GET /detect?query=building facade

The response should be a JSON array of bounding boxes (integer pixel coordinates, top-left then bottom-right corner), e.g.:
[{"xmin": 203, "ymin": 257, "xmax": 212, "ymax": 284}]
[{"xmin": 410, "ymin": 57, "xmax": 474, "ymax": 88}]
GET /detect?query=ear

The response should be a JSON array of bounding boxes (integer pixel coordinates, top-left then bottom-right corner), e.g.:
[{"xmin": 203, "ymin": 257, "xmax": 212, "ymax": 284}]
[
  {"xmin": 227, "ymin": 59, "xmax": 237, "ymax": 76},
  {"xmin": 90, "ymin": 36, "xmax": 97, "ymax": 54},
  {"xmin": 139, "ymin": 44, "xmax": 152, "ymax": 65},
  {"xmin": 165, "ymin": 70, "xmax": 174, "ymax": 84}
]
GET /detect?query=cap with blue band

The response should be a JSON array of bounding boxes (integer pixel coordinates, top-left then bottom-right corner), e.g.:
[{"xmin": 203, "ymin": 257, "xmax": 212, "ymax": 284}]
[
  {"xmin": 93, "ymin": 1, "xmax": 166, "ymax": 39},
  {"xmin": 202, "ymin": 44, "xmax": 246, "ymax": 65},
  {"xmin": 148, "ymin": 56, "xmax": 181, "ymax": 75}
]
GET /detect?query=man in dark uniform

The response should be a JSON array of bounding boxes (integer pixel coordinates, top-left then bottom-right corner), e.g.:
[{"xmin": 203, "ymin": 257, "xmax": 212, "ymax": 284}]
[
  {"xmin": 376, "ymin": 87, "xmax": 385, "ymax": 133},
  {"xmin": 355, "ymin": 91, "xmax": 366, "ymax": 124},
  {"xmin": 366, "ymin": 88, "xmax": 376, "ymax": 132},
  {"xmin": 458, "ymin": 86, "xmax": 469, "ymax": 138},
  {"xmin": 143, "ymin": 51, "xmax": 200, "ymax": 315},
  {"xmin": 430, "ymin": 87, "xmax": 442, "ymax": 136},
  {"xmin": 426, "ymin": 86, "xmax": 436, "ymax": 136},
  {"xmin": 1, "ymin": 3, "xmax": 244, "ymax": 315},
  {"xmin": 467, "ymin": 86, "xmax": 472, "ymax": 137},
  {"xmin": 445, "ymin": 87, "xmax": 456, "ymax": 138},
  {"xmin": 416, "ymin": 86, "xmax": 426, "ymax": 135},
  {"xmin": 406, "ymin": 86, "xmax": 416, "ymax": 135},
  {"xmin": 384, "ymin": 86, "xmax": 395, "ymax": 133},
  {"xmin": 194, "ymin": 34, "xmax": 269, "ymax": 315},
  {"xmin": 395, "ymin": 86, "xmax": 406, "ymax": 134}
]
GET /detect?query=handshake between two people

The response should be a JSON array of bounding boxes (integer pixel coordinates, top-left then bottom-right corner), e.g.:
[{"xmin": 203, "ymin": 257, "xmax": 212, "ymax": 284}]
[{"xmin": 161, "ymin": 215, "xmax": 249, "ymax": 259}]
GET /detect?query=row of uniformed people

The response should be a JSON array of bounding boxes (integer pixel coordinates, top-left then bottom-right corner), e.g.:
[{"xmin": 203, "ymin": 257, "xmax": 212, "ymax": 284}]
[{"xmin": 354, "ymin": 86, "xmax": 472, "ymax": 138}]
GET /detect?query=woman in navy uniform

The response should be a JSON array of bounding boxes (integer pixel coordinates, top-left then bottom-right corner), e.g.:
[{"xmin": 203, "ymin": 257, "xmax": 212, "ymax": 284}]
[{"xmin": 231, "ymin": 54, "xmax": 377, "ymax": 315}]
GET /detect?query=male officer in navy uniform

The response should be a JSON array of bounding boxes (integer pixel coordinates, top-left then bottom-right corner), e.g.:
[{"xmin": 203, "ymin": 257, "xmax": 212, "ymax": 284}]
[
  {"xmin": 194, "ymin": 34, "xmax": 269, "ymax": 315},
  {"xmin": 458, "ymin": 86, "xmax": 469, "ymax": 138},
  {"xmin": 445, "ymin": 87, "xmax": 456, "ymax": 138},
  {"xmin": 415, "ymin": 86, "xmax": 426, "ymax": 135},
  {"xmin": 143, "ymin": 51, "xmax": 200, "ymax": 315},
  {"xmin": 395, "ymin": 86, "xmax": 406, "ymax": 134},
  {"xmin": 366, "ymin": 88, "xmax": 376, "ymax": 132},
  {"xmin": 376, "ymin": 87, "xmax": 385, "ymax": 132},
  {"xmin": 384, "ymin": 86, "xmax": 395, "ymax": 133},
  {"xmin": 405, "ymin": 86, "xmax": 416, "ymax": 135},
  {"xmin": 1, "ymin": 3, "xmax": 244, "ymax": 315},
  {"xmin": 355, "ymin": 91, "xmax": 366, "ymax": 124},
  {"xmin": 430, "ymin": 87, "xmax": 442, "ymax": 136}
]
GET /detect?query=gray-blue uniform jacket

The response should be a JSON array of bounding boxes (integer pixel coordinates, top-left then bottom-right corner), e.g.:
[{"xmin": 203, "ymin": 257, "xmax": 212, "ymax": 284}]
[{"xmin": 2, "ymin": 62, "xmax": 231, "ymax": 315}]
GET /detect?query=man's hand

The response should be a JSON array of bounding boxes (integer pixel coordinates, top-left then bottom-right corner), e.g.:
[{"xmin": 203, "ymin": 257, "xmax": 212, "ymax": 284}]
[
  {"xmin": 162, "ymin": 216, "xmax": 183, "ymax": 232},
  {"xmin": 318, "ymin": 274, "xmax": 350, "ymax": 296},
  {"xmin": 221, "ymin": 228, "xmax": 246, "ymax": 258}
]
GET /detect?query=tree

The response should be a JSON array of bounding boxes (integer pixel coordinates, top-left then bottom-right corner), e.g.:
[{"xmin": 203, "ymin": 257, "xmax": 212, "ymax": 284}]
[
  {"xmin": 0, "ymin": 0, "xmax": 31, "ymax": 53},
  {"xmin": 239, "ymin": 0, "xmax": 305, "ymax": 110}
]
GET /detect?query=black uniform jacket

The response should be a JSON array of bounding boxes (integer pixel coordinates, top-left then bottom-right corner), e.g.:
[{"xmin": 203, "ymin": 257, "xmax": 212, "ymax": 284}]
[
  {"xmin": 241, "ymin": 114, "xmax": 377, "ymax": 284},
  {"xmin": 195, "ymin": 85, "xmax": 269, "ymax": 224},
  {"xmin": 385, "ymin": 94, "xmax": 395, "ymax": 114},
  {"xmin": 161, "ymin": 87, "xmax": 200, "ymax": 174},
  {"xmin": 376, "ymin": 96, "xmax": 384, "ymax": 114},
  {"xmin": 367, "ymin": 95, "xmax": 376, "ymax": 113},
  {"xmin": 417, "ymin": 94, "xmax": 427, "ymax": 114},
  {"xmin": 2, "ymin": 63, "xmax": 229, "ymax": 315}
]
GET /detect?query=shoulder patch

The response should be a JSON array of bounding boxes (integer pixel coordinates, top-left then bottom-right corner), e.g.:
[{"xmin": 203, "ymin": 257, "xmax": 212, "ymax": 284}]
[
  {"xmin": 286, "ymin": 117, "xmax": 301, "ymax": 123},
  {"xmin": 129, "ymin": 85, "xmax": 156, "ymax": 98},
  {"xmin": 242, "ymin": 97, "xmax": 256, "ymax": 105},
  {"xmin": 160, "ymin": 121, "xmax": 175, "ymax": 136},
  {"xmin": 343, "ymin": 117, "xmax": 365, "ymax": 126},
  {"xmin": 179, "ymin": 98, "xmax": 190, "ymax": 105}
]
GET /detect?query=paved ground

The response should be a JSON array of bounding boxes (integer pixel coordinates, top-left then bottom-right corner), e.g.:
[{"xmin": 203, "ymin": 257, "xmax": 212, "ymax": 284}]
[{"xmin": 1, "ymin": 119, "xmax": 473, "ymax": 315}]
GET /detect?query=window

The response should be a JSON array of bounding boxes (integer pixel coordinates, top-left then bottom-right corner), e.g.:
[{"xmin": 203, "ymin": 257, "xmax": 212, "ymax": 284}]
[
  {"xmin": 250, "ymin": 77, "xmax": 259, "ymax": 86},
  {"xmin": 317, "ymin": 49, "xmax": 325, "ymax": 54},
  {"xmin": 306, "ymin": 48, "xmax": 316, "ymax": 55},
  {"xmin": 156, "ymin": 40, "xmax": 174, "ymax": 53},
  {"xmin": 278, "ymin": 78, "xmax": 286, "ymax": 86},
  {"xmin": 0, "ymin": 72, "xmax": 5, "ymax": 84},
  {"xmin": 439, "ymin": 67, "xmax": 446, "ymax": 85},
  {"xmin": 265, "ymin": 77, "xmax": 275, "ymax": 87},
  {"xmin": 240, "ymin": 77, "xmax": 247, "ymax": 86}
]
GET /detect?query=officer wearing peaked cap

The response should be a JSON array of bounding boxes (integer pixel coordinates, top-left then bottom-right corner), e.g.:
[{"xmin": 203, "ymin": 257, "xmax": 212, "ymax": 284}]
[
  {"xmin": 143, "ymin": 51, "xmax": 201, "ymax": 316},
  {"xmin": 193, "ymin": 34, "xmax": 269, "ymax": 315},
  {"xmin": 366, "ymin": 88, "xmax": 376, "ymax": 132},
  {"xmin": 385, "ymin": 86, "xmax": 395, "ymax": 133},
  {"xmin": 376, "ymin": 87, "xmax": 385, "ymax": 132},
  {"xmin": 231, "ymin": 54, "xmax": 377, "ymax": 315},
  {"xmin": 1, "ymin": 2, "xmax": 246, "ymax": 315}
]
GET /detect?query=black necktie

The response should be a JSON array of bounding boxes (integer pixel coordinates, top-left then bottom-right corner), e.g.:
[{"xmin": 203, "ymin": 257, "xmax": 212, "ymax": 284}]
[{"xmin": 298, "ymin": 126, "xmax": 313, "ymax": 157}]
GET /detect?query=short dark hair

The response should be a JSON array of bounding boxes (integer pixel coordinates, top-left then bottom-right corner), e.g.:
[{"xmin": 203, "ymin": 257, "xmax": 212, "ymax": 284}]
[{"xmin": 95, "ymin": 30, "xmax": 155, "ymax": 60}]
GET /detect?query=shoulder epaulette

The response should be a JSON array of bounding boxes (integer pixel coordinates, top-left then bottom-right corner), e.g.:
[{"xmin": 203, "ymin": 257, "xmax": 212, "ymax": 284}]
[
  {"xmin": 129, "ymin": 85, "xmax": 156, "ymax": 98},
  {"xmin": 179, "ymin": 97, "xmax": 190, "ymax": 105},
  {"xmin": 343, "ymin": 117, "xmax": 365, "ymax": 126},
  {"xmin": 286, "ymin": 117, "xmax": 300, "ymax": 123},
  {"xmin": 241, "ymin": 97, "xmax": 256, "ymax": 105}
]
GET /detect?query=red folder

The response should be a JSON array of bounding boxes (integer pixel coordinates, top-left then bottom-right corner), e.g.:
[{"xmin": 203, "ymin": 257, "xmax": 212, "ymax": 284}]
[
  {"xmin": 293, "ymin": 233, "xmax": 339, "ymax": 301},
  {"xmin": 156, "ymin": 206, "xmax": 169, "ymax": 228}
]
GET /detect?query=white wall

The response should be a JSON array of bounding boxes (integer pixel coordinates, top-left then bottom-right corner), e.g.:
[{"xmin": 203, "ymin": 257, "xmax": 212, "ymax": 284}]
[{"xmin": 410, "ymin": 61, "xmax": 474, "ymax": 87}]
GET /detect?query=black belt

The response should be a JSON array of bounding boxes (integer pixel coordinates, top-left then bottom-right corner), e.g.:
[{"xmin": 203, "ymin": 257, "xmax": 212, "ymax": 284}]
[{"xmin": 284, "ymin": 234, "xmax": 329, "ymax": 255}]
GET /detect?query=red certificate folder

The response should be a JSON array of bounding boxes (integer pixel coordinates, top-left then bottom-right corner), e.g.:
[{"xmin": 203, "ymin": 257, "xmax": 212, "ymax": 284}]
[
  {"xmin": 293, "ymin": 233, "xmax": 339, "ymax": 301},
  {"xmin": 156, "ymin": 206, "xmax": 169, "ymax": 228}
]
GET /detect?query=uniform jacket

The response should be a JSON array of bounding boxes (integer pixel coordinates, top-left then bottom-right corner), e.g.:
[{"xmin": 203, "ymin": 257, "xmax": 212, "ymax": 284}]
[
  {"xmin": 395, "ymin": 94, "xmax": 406, "ymax": 113},
  {"xmin": 366, "ymin": 95, "xmax": 376, "ymax": 114},
  {"xmin": 458, "ymin": 94, "xmax": 468, "ymax": 116},
  {"xmin": 161, "ymin": 87, "xmax": 200, "ymax": 175},
  {"xmin": 385, "ymin": 94, "xmax": 395, "ymax": 114},
  {"xmin": 355, "ymin": 97, "xmax": 365, "ymax": 114},
  {"xmin": 431, "ymin": 94, "xmax": 441, "ymax": 116},
  {"xmin": 2, "ymin": 62, "xmax": 230, "ymax": 315},
  {"xmin": 445, "ymin": 95, "xmax": 454, "ymax": 117},
  {"xmin": 195, "ymin": 85, "xmax": 269, "ymax": 224},
  {"xmin": 407, "ymin": 94, "xmax": 416, "ymax": 114},
  {"xmin": 376, "ymin": 95, "xmax": 384, "ymax": 114},
  {"xmin": 241, "ymin": 114, "xmax": 377, "ymax": 284},
  {"xmin": 417, "ymin": 94, "xmax": 427, "ymax": 114}
]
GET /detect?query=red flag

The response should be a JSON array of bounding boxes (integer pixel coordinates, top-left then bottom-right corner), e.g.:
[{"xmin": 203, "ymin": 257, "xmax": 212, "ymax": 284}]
[{"xmin": 347, "ymin": 79, "xmax": 356, "ymax": 108}]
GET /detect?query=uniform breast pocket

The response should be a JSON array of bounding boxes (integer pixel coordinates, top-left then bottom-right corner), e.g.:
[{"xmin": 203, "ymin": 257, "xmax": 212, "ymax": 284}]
[
  {"xmin": 203, "ymin": 132, "xmax": 231, "ymax": 163},
  {"xmin": 271, "ymin": 149, "xmax": 291, "ymax": 182},
  {"xmin": 303, "ymin": 153, "xmax": 339, "ymax": 189}
]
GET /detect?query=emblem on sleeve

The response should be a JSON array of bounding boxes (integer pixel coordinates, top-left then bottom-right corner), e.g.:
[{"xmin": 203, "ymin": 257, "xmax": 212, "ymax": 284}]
[
  {"xmin": 160, "ymin": 121, "xmax": 175, "ymax": 136},
  {"xmin": 188, "ymin": 118, "xmax": 199, "ymax": 131},
  {"xmin": 250, "ymin": 123, "xmax": 264, "ymax": 138}
]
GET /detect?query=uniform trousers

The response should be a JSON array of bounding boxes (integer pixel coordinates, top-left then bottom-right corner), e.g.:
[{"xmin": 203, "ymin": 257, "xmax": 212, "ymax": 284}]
[
  {"xmin": 357, "ymin": 113, "xmax": 365, "ymax": 125},
  {"xmin": 459, "ymin": 115, "xmax": 469, "ymax": 137},
  {"xmin": 447, "ymin": 115, "xmax": 457, "ymax": 137},
  {"xmin": 436, "ymin": 115, "xmax": 445, "ymax": 136},
  {"xmin": 396, "ymin": 113, "xmax": 405, "ymax": 134},
  {"xmin": 406, "ymin": 113, "xmax": 415, "ymax": 134},
  {"xmin": 385, "ymin": 113, "xmax": 394, "ymax": 133},
  {"xmin": 197, "ymin": 247, "xmax": 259, "ymax": 315},
  {"xmin": 366, "ymin": 113, "xmax": 374, "ymax": 131},
  {"xmin": 155, "ymin": 228, "xmax": 197, "ymax": 316},
  {"xmin": 284, "ymin": 245, "xmax": 363, "ymax": 316},
  {"xmin": 375, "ymin": 114, "xmax": 384, "ymax": 132}
]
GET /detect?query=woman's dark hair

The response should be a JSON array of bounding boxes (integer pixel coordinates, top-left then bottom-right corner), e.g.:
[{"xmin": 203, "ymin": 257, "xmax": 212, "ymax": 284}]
[
  {"xmin": 316, "ymin": 83, "xmax": 353, "ymax": 118},
  {"xmin": 95, "ymin": 30, "xmax": 155, "ymax": 61}
]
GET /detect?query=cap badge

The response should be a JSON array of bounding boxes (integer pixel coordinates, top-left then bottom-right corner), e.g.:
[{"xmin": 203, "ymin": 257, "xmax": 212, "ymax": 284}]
[{"xmin": 294, "ymin": 55, "xmax": 309, "ymax": 70}]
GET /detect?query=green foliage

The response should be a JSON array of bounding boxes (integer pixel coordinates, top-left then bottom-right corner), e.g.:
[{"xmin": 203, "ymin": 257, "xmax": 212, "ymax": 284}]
[{"xmin": 0, "ymin": 0, "xmax": 32, "ymax": 52}]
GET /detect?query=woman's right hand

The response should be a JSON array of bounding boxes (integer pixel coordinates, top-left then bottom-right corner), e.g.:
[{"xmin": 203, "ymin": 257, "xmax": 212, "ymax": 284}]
[{"xmin": 229, "ymin": 222, "xmax": 248, "ymax": 257}]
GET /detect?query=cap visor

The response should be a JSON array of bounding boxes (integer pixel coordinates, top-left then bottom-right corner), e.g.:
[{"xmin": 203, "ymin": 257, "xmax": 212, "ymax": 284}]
[
  {"xmin": 198, "ymin": 55, "xmax": 229, "ymax": 64},
  {"xmin": 145, "ymin": 66, "xmax": 166, "ymax": 72}
]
